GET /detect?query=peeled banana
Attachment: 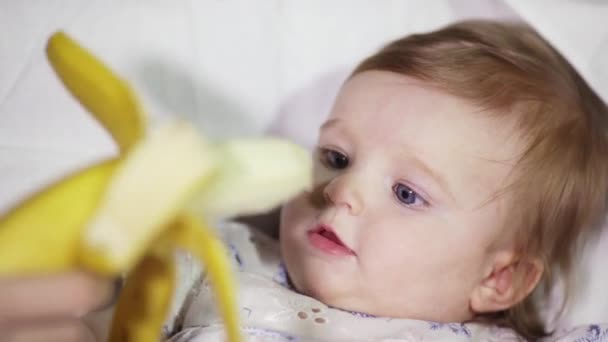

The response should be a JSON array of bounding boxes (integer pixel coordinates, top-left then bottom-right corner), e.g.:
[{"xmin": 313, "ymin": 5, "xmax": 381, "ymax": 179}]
[{"xmin": 0, "ymin": 31, "xmax": 311, "ymax": 342}]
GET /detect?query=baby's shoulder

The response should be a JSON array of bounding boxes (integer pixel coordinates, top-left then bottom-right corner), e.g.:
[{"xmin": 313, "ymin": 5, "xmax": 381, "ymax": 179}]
[{"xmin": 217, "ymin": 220, "xmax": 282, "ymax": 277}]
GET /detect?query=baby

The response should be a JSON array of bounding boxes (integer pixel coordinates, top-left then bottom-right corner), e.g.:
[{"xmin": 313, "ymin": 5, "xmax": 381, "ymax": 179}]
[
  {"xmin": 2, "ymin": 19, "xmax": 605, "ymax": 342},
  {"xmin": 164, "ymin": 20, "xmax": 608, "ymax": 342}
]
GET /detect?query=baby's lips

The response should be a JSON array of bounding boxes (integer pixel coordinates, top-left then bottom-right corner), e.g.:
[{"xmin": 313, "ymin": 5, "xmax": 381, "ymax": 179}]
[{"xmin": 309, "ymin": 223, "xmax": 357, "ymax": 255}]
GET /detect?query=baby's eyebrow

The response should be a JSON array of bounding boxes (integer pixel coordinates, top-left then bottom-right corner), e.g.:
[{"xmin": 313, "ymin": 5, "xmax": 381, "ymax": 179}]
[
  {"xmin": 406, "ymin": 155, "xmax": 456, "ymax": 202},
  {"xmin": 319, "ymin": 118, "xmax": 341, "ymax": 132}
]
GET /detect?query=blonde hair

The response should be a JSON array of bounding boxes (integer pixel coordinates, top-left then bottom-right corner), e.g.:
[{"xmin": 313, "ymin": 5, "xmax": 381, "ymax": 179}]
[{"xmin": 353, "ymin": 20, "xmax": 608, "ymax": 339}]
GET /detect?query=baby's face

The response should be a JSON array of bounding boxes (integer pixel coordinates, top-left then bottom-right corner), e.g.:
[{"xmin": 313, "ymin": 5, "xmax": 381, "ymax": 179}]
[{"xmin": 280, "ymin": 71, "xmax": 523, "ymax": 321}]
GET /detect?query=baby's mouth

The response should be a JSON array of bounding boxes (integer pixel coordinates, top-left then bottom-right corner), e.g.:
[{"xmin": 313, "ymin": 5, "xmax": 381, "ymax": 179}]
[{"xmin": 307, "ymin": 225, "xmax": 356, "ymax": 256}]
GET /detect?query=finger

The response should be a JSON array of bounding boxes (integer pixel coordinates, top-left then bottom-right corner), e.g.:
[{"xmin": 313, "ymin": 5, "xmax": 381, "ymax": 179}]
[
  {"xmin": 84, "ymin": 304, "xmax": 115, "ymax": 342},
  {"xmin": 91, "ymin": 277, "xmax": 122, "ymax": 313},
  {"xmin": 0, "ymin": 319, "xmax": 95, "ymax": 342},
  {"xmin": 0, "ymin": 272, "xmax": 115, "ymax": 321}
]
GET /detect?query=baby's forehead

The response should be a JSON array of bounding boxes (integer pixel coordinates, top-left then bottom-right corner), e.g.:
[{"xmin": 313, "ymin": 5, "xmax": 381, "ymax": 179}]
[
  {"xmin": 336, "ymin": 72, "xmax": 511, "ymax": 122},
  {"xmin": 331, "ymin": 71, "xmax": 522, "ymax": 152},
  {"xmin": 335, "ymin": 72, "xmax": 453, "ymax": 111}
]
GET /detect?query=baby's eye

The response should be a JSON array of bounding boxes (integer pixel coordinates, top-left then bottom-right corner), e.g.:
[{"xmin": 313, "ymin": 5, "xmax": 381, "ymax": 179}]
[
  {"xmin": 392, "ymin": 183, "xmax": 427, "ymax": 208},
  {"xmin": 320, "ymin": 148, "xmax": 349, "ymax": 170}
]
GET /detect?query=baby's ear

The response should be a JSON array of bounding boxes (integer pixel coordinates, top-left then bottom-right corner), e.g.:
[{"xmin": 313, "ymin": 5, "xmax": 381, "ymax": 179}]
[{"xmin": 469, "ymin": 251, "xmax": 543, "ymax": 313}]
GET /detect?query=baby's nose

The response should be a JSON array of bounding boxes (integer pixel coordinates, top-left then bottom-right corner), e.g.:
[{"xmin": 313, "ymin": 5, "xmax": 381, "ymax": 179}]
[{"xmin": 322, "ymin": 173, "xmax": 363, "ymax": 215}]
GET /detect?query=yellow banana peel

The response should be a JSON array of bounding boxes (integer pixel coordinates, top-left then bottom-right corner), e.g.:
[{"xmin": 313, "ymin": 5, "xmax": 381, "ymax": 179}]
[{"xmin": 0, "ymin": 32, "xmax": 311, "ymax": 342}]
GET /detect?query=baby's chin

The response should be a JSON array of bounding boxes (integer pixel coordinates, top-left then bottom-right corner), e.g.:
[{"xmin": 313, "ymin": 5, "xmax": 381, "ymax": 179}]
[
  {"xmin": 296, "ymin": 281, "xmax": 421, "ymax": 319},
  {"xmin": 290, "ymin": 267, "xmax": 416, "ymax": 319},
  {"xmin": 297, "ymin": 283, "xmax": 383, "ymax": 317},
  {"xmin": 290, "ymin": 264, "xmax": 476, "ymax": 321},
  {"xmin": 289, "ymin": 266, "xmax": 371, "ymax": 313}
]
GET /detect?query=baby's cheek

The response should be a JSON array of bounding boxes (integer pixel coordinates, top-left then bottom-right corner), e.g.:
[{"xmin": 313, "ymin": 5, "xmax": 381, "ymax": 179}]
[
  {"xmin": 357, "ymin": 220, "xmax": 448, "ymax": 277},
  {"xmin": 279, "ymin": 195, "xmax": 313, "ymax": 258},
  {"xmin": 280, "ymin": 195, "xmax": 307, "ymax": 230}
]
